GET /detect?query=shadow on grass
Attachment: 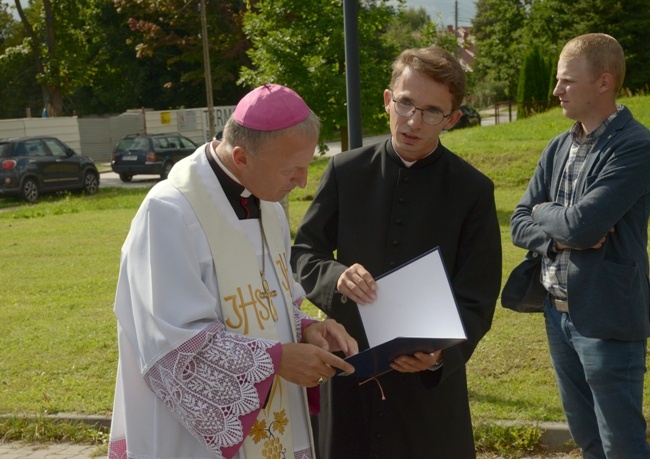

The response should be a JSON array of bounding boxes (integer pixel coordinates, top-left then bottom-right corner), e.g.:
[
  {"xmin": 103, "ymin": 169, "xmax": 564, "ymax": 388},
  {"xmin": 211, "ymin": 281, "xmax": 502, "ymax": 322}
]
[{"xmin": 469, "ymin": 389, "xmax": 566, "ymax": 421}]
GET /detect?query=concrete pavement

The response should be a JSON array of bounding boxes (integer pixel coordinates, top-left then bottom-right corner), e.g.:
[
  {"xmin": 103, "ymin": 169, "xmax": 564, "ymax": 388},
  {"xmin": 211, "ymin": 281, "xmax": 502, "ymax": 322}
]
[
  {"xmin": 0, "ymin": 418, "xmax": 579, "ymax": 458},
  {"xmin": 0, "ymin": 442, "xmax": 100, "ymax": 458},
  {"xmin": 0, "ymin": 442, "xmax": 579, "ymax": 459}
]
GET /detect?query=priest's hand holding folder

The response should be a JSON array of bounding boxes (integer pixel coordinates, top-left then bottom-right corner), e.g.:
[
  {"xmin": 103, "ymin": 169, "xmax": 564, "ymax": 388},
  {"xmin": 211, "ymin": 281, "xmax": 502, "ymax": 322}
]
[
  {"xmin": 337, "ymin": 263, "xmax": 444, "ymax": 373},
  {"xmin": 335, "ymin": 248, "xmax": 466, "ymax": 378},
  {"xmin": 337, "ymin": 262, "xmax": 378, "ymax": 305},
  {"xmin": 279, "ymin": 319, "xmax": 358, "ymax": 387}
]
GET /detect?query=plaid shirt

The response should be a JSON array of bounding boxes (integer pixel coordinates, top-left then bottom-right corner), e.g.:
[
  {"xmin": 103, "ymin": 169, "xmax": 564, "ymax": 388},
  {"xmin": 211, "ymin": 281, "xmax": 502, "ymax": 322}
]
[{"xmin": 541, "ymin": 107, "xmax": 621, "ymax": 299}]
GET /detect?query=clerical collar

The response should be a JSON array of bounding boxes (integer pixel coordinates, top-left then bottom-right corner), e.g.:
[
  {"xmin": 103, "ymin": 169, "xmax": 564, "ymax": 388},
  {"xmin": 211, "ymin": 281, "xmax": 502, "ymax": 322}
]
[
  {"xmin": 205, "ymin": 142, "xmax": 259, "ymax": 219},
  {"xmin": 207, "ymin": 141, "xmax": 252, "ymax": 197},
  {"xmin": 388, "ymin": 137, "xmax": 439, "ymax": 167}
]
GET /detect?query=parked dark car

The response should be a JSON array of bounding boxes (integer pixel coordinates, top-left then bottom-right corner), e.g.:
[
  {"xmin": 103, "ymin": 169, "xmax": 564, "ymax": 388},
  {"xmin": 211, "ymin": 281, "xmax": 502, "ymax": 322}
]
[
  {"xmin": 0, "ymin": 136, "xmax": 100, "ymax": 202},
  {"xmin": 111, "ymin": 133, "xmax": 198, "ymax": 182},
  {"xmin": 449, "ymin": 104, "xmax": 481, "ymax": 130}
]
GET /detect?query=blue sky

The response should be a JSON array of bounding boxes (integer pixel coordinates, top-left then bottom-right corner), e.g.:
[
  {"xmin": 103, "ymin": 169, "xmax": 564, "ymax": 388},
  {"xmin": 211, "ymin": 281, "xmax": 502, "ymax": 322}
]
[
  {"xmin": 403, "ymin": 0, "xmax": 475, "ymax": 27},
  {"xmin": 3, "ymin": 0, "xmax": 475, "ymax": 27}
]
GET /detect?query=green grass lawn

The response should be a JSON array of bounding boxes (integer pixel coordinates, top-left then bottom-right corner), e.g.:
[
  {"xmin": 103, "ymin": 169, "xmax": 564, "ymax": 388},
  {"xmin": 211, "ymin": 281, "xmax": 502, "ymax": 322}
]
[{"xmin": 1, "ymin": 97, "xmax": 649, "ymax": 430}]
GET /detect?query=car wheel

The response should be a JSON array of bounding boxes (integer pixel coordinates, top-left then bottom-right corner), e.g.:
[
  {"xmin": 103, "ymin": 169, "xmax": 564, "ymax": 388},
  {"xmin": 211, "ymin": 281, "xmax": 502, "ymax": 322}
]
[
  {"xmin": 119, "ymin": 173, "xmax": 133, "ymax": 182},
  {"xmin": 21, "ymin": 177, "xmax": 39, "ymax": 202},
  {"xmin": 83, "ymin": 170, "xmax": 99, "ymax": 194},
  {"xmin": 161, "ymin": 161, "xmax": 174, "ymax": 180}
]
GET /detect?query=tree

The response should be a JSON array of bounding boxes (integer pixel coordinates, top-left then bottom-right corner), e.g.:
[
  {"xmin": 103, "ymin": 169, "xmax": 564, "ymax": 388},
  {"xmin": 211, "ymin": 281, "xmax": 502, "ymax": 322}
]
[
  {"xmin": 472, "ymin": 0, "xmax": 529, "ymax": 102},
  {"xmin": 0, "ymin": 3, "xmax": 12, "ymax": 47},
  {"xmin": 0, "ymin": 2, "xmax": 60, "ymax": 118},
  {"xmin": 0, "ymin": 0, "xmax": 478, "ymax": 121},
  {"xmin": 239, "ymin": 0, "xmax": 403, "ymax": 152},
  {"xmin": 72, "ymin": 0, "xmax": 182, "ymax": 115},
  {"xmin": 11, "ymin": 0, "xmax": 97, "ymax": 116},
  {"xmin": 0, "ymin": 3, "xmax": 42, "ymax": 118},
  {"xmin": 516, "ymin": 45, "xmax": 552, "ymax": 118},
  {"xmin": 570, "ymin": 0, "xmax": 650, "ymax": 93},
  {"xmin": 113, "ymin": 0, "xmax": 253, "ymax": 109},
  {"xmin": 474, "ymin": 0, "xmax": 650, "ymax": 103},
  {"xmin": 382, "ymin": 6, "xmax": 431, "ymax": 51}
]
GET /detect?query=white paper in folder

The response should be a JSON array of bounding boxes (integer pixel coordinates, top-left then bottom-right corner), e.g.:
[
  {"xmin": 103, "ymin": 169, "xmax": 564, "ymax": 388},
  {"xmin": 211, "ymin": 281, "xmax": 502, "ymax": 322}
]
[{"xmin": 359, "ymin": 247, "xmax": 466, "ymax": 347}]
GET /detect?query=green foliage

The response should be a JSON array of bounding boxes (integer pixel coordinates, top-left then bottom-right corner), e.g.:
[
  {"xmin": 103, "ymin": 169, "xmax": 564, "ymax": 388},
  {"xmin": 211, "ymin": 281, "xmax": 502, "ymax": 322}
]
[
  {"xmin": 382, "ymin": 6, "xmax": 459, "ymax": 54},
  {"xmin": 474, "ymin": 423, "xmax": 544, "ymax": 455},
  {"xmin": 474, "ymin": 0, "xmax": 650, "ymax": 102},
  {"xmin": 70, "ymin": 0, "xmax": 162, "ymax": 115},
  {"xmin": 239, "ymin": 0, "xmax": 399, "ymax": 151},
  {"xmin": 382, "ymin": 6, "xmax": 431, "ymax": 51},
  {"xmin": 567, "ymin": 0, "xmax": 650, "ymax": 93},
  {"xmin": 0, "ymin": 40, "xmax": 42, "ymax": 118},
  {"xmin": 110, "ymin": 0, "xmax": 252, "ymax": 109},
  {"xmin": 472, "ymin": 0, "xmax": 528, "ymax": 101},
  {"xmin": 0, "ymin": 416, "xmax": 108, "ymax": 445},
  {"xmin": 0, "ymin": 0, "xmax": 465, "ymax": 129},
  {"xmin": 516, "ymin": 46, "xmax": 553, "ymax": 118},
  {"xmin": 0, "ymin": 3, "xmax": 13, "ymax": 45},
  {"xmin": 0, "ymin": 0, "xmax": 254, "ymax": 116}
]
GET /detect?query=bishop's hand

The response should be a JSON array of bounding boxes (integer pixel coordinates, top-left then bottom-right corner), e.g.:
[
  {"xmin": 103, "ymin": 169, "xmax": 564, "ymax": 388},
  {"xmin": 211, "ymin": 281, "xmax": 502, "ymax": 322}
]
[
  {"xmin": 278, "ymin": 341, "xmax": 356, "ymax": 387},
  {"xmin": 302, "ymin": 319, "xmax": 358, "ymax": 355}
]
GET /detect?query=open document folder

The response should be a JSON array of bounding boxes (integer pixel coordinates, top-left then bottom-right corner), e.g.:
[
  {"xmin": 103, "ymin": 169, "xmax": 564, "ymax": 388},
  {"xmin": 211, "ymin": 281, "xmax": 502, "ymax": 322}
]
[{"xmin": 341, "ymin": 247, "xmax": 467, "ymax": 378}]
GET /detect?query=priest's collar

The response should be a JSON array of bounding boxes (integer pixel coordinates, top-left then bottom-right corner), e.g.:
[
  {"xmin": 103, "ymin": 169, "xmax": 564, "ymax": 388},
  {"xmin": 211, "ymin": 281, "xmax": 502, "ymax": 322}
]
[
  {"xmin": 205, "ymin": 142, "xmax": 259, "ymax": 219},
  {"xmin": 207, "ymin": 141, "xmax": 252, "ymax": 197},
  {"xmin": 387, "ymin": 137, "xmax": 441, "ymax": 168}
]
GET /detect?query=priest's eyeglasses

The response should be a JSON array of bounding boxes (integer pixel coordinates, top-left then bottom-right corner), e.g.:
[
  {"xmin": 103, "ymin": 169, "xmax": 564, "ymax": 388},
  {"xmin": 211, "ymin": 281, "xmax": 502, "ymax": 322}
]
[{"xmin": 390, "ymin": 91, "xmax": 452, "ymax": 126}]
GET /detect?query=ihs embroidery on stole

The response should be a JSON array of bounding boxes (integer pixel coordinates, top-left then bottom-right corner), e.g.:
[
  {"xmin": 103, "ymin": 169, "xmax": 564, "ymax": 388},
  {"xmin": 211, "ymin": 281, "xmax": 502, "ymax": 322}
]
[{"xmin": 223, "ymin": 252, "xmax": 291, "ymax": 333}]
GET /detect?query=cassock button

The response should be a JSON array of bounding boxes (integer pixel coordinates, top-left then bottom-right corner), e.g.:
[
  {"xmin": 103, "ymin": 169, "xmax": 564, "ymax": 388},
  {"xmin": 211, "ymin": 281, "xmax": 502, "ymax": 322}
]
[
  {"xmin": 392, "ymin": 240, "xmax": 399, "ymax": 246},
  {"xmin": 389, "ymin": 261, "xmax": 395, "ymax": 267},
  {"xmin": 395, "ymin": 218, "xmax": 402, "ymax": 225},
  {"xmin": 404, "ymin": 176, "xmax": 410, "ymax": 183},
  {"xmin": 398, "ymin": 197, "xmax": 405, "ymax": 203}
]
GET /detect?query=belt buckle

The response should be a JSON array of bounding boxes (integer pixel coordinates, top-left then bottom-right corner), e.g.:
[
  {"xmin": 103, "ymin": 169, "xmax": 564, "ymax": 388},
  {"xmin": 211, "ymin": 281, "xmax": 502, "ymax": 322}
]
[{"xmin": 553, "ymin": 297, "xmax": 569, "ymax": 313}]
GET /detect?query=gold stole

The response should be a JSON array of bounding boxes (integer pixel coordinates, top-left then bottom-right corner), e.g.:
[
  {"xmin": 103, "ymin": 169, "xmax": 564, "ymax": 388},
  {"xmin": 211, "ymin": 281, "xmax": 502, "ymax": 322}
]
[{"xmin": 169, "ymin": 155, "xmax": 298, "ymax": 458}]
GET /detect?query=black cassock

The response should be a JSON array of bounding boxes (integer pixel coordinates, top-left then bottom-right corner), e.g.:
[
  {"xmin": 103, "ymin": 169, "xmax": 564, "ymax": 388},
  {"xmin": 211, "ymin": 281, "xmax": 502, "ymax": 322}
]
[{"xmin": 292, "ymin": 140, "xmax": 502, "ymax": 459}]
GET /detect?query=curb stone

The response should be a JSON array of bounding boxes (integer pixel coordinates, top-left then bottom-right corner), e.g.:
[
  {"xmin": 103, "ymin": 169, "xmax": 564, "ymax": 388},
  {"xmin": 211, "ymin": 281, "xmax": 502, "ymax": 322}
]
[
  {"xmin": 2, "ymin": 414, "xmax": 576, "ymax": 457},
  {"xmin": 4, "ymin": 415, "xmax": 573, "ymax": 449}
]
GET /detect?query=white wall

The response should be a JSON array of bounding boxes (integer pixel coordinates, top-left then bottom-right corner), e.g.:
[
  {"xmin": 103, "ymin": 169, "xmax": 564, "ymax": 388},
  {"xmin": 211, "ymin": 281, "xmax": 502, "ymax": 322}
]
[
  {"xmin": 0, "ymin": 117, "xmax": 81, "ymax": 152},
  {"xmin": 0, "ymin": 105, "xmax": 236, "ymax": 163},
  {"xmin": 143, "ymin": 105, "xmax": 235, "ymax": 144}
]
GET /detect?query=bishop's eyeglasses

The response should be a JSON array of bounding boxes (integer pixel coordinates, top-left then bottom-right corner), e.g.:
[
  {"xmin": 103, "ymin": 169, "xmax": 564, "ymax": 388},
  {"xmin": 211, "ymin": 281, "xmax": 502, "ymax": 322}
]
[{"xmin": 389, "ymin": 91, "xmax": 452, "ymax": 126}]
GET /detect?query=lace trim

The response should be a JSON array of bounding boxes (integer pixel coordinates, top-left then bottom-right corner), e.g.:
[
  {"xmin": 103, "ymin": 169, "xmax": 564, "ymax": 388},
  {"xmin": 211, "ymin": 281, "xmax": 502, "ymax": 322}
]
[
  {"xmin": 108, "ymin": 437, "xmax": 312, "ymax": 459},
  {"xmin": 107, "ymin": 438, "xmax": 127, "ymax": 459},
  {"xmin": 294, "ymin": 305, "xmax": 315, "ymax": 342},
  {"xmin": 295, "ymin": 446, "xmax": 313, "ymax": 459},
  {"xmin": 143, "ymin": 321, "xmax": 277, "ymax": 457}
]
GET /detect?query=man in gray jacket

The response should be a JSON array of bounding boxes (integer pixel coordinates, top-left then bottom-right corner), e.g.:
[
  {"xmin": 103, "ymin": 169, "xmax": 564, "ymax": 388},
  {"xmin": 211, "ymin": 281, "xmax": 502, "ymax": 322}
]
[{"xmin": 511, "ymin": 33, "xmax": 650, "ymax": 458}]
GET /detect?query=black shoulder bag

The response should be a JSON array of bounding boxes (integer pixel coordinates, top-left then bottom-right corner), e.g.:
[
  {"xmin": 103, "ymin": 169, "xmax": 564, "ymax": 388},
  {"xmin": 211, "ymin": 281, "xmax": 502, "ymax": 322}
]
[{"xmin": 501, "ymin": 251, "xmax": 547, "ymax": 313}]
